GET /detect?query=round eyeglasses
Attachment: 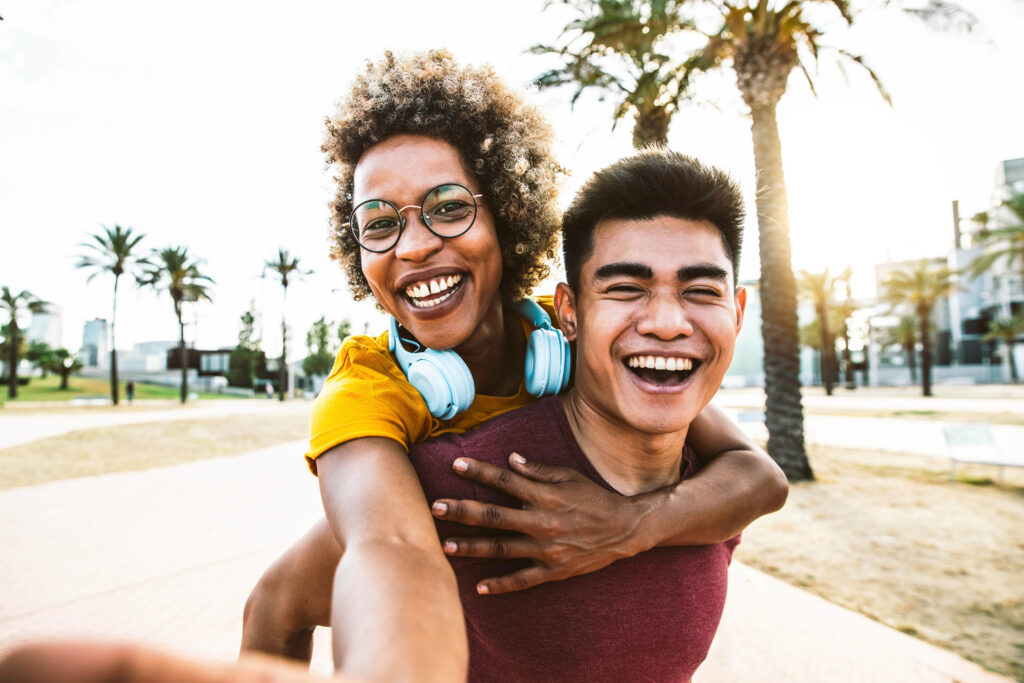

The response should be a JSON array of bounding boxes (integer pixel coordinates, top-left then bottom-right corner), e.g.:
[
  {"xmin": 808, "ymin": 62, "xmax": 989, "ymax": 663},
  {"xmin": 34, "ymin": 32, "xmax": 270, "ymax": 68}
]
[{"xmin": 347, "ymin": 183, "xmax": 484, "ymax": 253}]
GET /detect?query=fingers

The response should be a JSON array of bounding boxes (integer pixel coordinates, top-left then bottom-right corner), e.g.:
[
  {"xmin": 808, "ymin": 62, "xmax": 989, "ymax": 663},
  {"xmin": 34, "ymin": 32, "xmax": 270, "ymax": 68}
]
[
  {"xmin": 506, "ymin": 453, "xmax": 584, "ymax": 484},
  {"xmin": 451, "ymin": 457, "xmax": 540, "ymax": 502},
  {"xmin": 431, "ymin": 498, "xmax": 535, "ymax": 532},
  {"xmin": 475, "ymin": 565, "xmax": 560, "ymax": 595},
  {"xmin": 441, "ymin": 535, "xmax": 540, "ymax": 560}
]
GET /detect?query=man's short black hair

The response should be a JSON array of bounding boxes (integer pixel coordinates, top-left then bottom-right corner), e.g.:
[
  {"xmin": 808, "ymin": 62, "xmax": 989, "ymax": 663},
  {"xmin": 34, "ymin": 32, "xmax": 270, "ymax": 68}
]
[{"xmin": 561, "ymin": 147, "xmax": 744, "ymax": 291}]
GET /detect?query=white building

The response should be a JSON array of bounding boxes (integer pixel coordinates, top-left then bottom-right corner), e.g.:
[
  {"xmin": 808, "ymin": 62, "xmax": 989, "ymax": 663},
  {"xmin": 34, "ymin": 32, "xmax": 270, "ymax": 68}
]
[{"xmin": 79, "ymin": 318, "xmax": 108, "ymax": 368}]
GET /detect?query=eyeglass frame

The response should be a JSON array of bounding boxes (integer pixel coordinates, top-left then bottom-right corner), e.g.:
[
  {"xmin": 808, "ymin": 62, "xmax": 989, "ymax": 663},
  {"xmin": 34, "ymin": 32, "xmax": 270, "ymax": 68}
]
[{"xmin": 344, "ymin": 182, "xmax": 485, "ymax": 254}]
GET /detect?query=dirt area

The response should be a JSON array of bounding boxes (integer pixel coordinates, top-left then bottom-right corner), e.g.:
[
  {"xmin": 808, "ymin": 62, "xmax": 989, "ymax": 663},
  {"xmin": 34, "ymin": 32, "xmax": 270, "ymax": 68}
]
[
  {"xmin": 736, "ymin": 444, "xmax": 1024, "ymax": 680},
  {"xmin": 0, "ymin": 414, "xmax": 309, "ymax": 489}
]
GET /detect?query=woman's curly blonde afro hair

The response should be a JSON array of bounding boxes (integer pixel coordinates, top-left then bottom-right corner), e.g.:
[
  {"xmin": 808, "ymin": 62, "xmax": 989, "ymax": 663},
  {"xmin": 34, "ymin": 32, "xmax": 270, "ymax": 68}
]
[{"xmin": 323, "ymin": 49, "xmax": 565, "ymax": 303}]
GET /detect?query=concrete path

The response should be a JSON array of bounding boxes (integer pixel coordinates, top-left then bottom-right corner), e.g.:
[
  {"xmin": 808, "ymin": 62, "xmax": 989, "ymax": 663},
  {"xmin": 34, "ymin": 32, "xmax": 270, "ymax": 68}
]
[
  {"xmin": 0, "ymin": 433, "xmax": 1012, "ymax": 681},
  {"xmin": 0, "ymin": 399, "xmax": 311, "ymax": 450}
]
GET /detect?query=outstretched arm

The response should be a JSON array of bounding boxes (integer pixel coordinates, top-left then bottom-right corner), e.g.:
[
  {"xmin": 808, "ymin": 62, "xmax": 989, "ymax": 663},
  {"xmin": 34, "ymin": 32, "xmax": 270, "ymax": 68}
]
[
  {"xmin": 318, "ymin": 437, "xmax": 467, "ymax": 681},
  {"xmin": 433, "ymin": 402, "xmax": 787, "ymax": 594}
]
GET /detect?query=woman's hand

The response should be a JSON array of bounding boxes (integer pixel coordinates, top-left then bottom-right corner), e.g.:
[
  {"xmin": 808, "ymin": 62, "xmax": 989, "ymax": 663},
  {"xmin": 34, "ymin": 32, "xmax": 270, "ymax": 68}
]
[{"xmin": 431, "ymin": 453, "xmax": 657, "ymax": 595}]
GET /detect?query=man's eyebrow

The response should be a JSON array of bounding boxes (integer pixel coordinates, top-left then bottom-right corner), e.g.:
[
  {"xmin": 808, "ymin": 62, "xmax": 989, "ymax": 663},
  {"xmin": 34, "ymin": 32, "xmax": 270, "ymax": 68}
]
[
  {"xmin": 593, "ymin": 262, "xmax": 653, "ymax": 280},
  {"xmin": 678, "ymin": 264, "xmax": 730, "ymax": 282}
]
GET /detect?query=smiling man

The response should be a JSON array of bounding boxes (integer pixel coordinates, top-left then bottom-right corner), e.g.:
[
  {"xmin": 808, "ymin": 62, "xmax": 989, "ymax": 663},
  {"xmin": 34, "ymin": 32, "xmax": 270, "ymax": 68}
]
[{"xmin": 404, "ymin": 146, "xmax": 770, "ymax": 681}]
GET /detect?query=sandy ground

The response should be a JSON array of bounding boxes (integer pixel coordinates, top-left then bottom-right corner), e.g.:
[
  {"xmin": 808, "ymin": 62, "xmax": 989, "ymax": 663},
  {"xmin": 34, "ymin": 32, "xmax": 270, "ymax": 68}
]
[{"xmin": 736, "ymin": 444, "xmax": 1024, "ymax": 680}]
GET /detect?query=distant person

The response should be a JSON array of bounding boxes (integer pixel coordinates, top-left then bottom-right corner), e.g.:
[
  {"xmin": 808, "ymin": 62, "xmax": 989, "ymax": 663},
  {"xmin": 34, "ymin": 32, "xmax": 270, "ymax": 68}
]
[
  {"xmin": 125, "ymin": 380, "xmax": 135, "ymax": 404},
  {"xmin": 265, "ymin": 382, "xmax": 273, "ymax": 399}
]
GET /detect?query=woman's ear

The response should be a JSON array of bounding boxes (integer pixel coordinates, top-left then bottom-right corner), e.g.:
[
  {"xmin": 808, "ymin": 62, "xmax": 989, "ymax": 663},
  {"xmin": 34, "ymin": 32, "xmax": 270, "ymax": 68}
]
[{"xmin": 554, "ymin": 282, "xmax": 579, "ymax": 341}]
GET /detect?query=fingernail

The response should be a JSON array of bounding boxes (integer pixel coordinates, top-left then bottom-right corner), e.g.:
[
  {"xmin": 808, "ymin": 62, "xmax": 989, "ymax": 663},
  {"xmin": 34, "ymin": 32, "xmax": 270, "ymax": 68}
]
[
  {"xmin": 453, "ymin": 458, "xmax": 469, "ymax": 472},
  {"xmin": 432, "ymin": 501, "xmax": 448, "ymax": 516},
  {"xmin": 444, "ymin": 540, "xmax": 457, "ymax": 554},
  {"xmin": 511, "ymin": 453, "xmax": 526, "ymax": 465},
  {"xmin": 477, "ymin": 584, "xmax": 489, "ymax": 595}
]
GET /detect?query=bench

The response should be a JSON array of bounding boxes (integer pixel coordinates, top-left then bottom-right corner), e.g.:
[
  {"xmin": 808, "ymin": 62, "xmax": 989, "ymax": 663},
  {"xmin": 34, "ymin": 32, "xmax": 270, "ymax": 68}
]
[{"xmin": 944, "ymin": 423, "xmax": 1023, "ymax": 481}]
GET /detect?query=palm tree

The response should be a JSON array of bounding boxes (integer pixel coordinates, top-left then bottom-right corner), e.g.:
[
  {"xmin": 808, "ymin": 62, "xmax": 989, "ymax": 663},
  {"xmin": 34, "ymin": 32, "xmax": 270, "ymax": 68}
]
[
  {"xmin": 1, "ymin": 287, "xmax": 48, "ymax": 399},
  {"xmin": 797, "ymin": 268, "xmax": 844, "ymax": 395},
  {"xmin": 530, "ymin": 0, "xmax": 701, "ymax": 146},
  {"xmin": 264, "ymin": 249, "xmax": 310, "ymax": 401},
  {"xmin": 49, "ymin": 348, "xmax": 83, "ymax": 390},
  {"xmin": 76, "ymin": 224, "xmax": 146, "ymax": 405},
  {"xmin": 137, "ymin": 247, "xmax": 213, "ymax": 404},
  {"xmin": 881, "ymin": 260, "xmax": 957, "ymax": 397},
  {"xmin": 983, "ymin": 311, "xmax": 1024, "ymax": 384},
  {"xmin": 878, "ymin": 314, "xmax": 918, "ymax": 384},
  {"xmin": 967, "ymin": 190, "xmax": 1024, "ymax": 281}
]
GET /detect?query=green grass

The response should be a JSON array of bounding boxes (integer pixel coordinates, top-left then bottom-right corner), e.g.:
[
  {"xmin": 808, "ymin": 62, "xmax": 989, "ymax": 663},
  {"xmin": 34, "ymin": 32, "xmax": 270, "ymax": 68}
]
[{"xmin": 0, "ymin": 374, "xmax": 249, "ymax": 404}]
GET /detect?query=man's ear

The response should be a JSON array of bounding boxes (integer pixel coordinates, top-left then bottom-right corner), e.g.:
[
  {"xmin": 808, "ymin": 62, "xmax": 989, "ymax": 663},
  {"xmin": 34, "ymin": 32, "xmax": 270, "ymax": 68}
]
[
  {"xmin": 554, "ymin": 282, "xmax": 579, "ymax": 341},
  {"xmin": 734, "ymin": 285, "xmax": 747, "ymax": 334}
]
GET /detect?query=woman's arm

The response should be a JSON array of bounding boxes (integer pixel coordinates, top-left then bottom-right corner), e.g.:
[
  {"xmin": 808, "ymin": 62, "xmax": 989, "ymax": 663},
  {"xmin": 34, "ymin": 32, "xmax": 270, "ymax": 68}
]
[
  {"xmin": 317, "ymin": 437, "xmax": 468, "ymax": 681},
  {"xmin": 433, "ymin": 403, "xmax": 787, "ymax": 595}
]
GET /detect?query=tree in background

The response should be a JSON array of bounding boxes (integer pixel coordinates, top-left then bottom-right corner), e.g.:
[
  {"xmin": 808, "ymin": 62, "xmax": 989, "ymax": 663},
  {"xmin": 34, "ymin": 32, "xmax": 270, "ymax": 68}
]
[
  {"xmin": 49, "ymin": 348, "xmax": 83, "ymax": 390},
  {"xmin": 25, "ymin": 340, "xmax": 55, "ymax": 379},
  {"xmin": 797, "ymin": 268, "xmax": 844, "ymax": 395},
  {"xmin": 303, "ymin": 317, "xmax": 336, "ymax": 384},
  {"xmin": 137, "ymin": 247, "xmax": 214, "ymax": 404},
  {"xmin": 227, "ymin": 302, "xmax": 261, "ymax": 389},
  {"xmin": 530, "ymin": 0, "xmax": 701, "ymax": 146},
  {"xmin": 76, "ymin": 224, "xmax": 146, "ymax": 405},
  {"xmin": 984, "ymin": 311, "xmax": 1024, "ymax": 384},
  {"xmin": 881, "ymin": 260, "xmax": 957, "ymax": 397},
  {"xmin": 1, "ymin": 287, "xmax": 48, "ymax": 399},
  {"xmin": 967, "ymin": 190, "xmax": 1024, "ymax": 281},
  {"xmin": 878, "ymin": 315, "xmax": 918, "ymax": 383},
  {"xmin": 264, "ymin": 248, "xmax": 310, "ymax": 401}
]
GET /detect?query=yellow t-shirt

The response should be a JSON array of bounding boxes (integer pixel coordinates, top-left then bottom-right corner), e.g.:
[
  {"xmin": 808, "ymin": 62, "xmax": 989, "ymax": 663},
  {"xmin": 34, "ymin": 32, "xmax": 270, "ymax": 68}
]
[{"xmin": 306, "ymin": 296, "xmax": 558, "ymax": 473}]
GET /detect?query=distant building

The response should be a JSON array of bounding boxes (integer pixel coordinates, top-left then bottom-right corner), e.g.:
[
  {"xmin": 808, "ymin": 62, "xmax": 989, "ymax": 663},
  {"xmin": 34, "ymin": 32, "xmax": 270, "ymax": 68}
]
[
  {"xmin": 118, "ymin": 341, "xmax": 177, "ymax": 372},
  {"xmin": 79, "ymin": 318, "xmax": 109, "ymax": 368},
  {"xmin": 26, "ymin": 305, "xmax": 63, "ymax": 350}
]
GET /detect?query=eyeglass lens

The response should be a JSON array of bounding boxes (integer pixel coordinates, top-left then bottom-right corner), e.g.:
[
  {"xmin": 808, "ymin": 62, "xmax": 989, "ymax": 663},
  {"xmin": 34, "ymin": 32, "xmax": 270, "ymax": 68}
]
[{"xmin": 351, "ymin": 183, "xmax": 478, "ymax": 252}]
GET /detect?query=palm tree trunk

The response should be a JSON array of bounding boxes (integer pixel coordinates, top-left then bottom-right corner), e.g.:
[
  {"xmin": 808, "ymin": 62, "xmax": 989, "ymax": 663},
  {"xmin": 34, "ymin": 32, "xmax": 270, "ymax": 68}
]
[
  {"xmin": 110, "ymin": 275, "xmax": 120, "ymax": 406},
  {"xmin": 905, "ymin": 344, "xmax": 917, "ymax": 382},
  {"xmin": 817, "ymin": 304, "xmax": 834, "ymax": 396},
  {"xmin": 177, "ymin": 304, "xmax": 187, "ymax": 404},
  {"xmin": 918, "ymin": 308, "xmax": 932, "ymax": 397},
  {"xmin": 279, "ymin": 285, "xmax": 288, "ymax": 401},
  {"xmin": 632, "ymin": 106, "xmax": 670, "ymax": 147},
  {"xmin": 842, "ymin": 324, "xmax": 854, "ymax": 389},
  {"xmin": 748, "ymin": 102, "xmax": 812, "ymax": 481},
  {"xmin": 6, "ymin": 322, "xmax": 18, "ymax": 399},
  {"xmin": 1008, "ymin": 341, "xmax": 1019, "ymax": 383}
]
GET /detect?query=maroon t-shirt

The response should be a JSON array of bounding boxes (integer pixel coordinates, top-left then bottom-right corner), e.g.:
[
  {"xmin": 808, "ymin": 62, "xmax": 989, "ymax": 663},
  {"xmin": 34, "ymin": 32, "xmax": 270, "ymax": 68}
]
[{"xmin": 409, "ymin": 396, "xmax": 738, "ymax": 683}]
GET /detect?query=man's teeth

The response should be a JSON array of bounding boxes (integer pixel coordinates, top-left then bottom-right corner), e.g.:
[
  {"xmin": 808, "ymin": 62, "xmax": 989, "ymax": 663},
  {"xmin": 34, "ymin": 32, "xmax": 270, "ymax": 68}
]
[
  {"xmin": 405, "ymin": 274, "xmax": 462, "ymax": 300},
  {"xmin": 627, "ymin": 355, "xmax": 693, "ymax": 371}
]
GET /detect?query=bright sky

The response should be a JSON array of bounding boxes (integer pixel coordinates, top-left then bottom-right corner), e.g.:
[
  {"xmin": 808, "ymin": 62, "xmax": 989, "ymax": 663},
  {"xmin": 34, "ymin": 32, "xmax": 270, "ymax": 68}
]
[{"xmin": 2, "ymin": 0, "xmax": 1022, "ymax": 356}]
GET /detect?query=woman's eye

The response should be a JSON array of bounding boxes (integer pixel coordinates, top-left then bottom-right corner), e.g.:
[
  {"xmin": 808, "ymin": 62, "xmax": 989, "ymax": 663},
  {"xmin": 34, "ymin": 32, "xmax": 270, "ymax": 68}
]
[
  {"xmin": 431, "ymin": 201, "xmax": 472, "ymax": 220},
  {"xmin": 363, "ymin": 218, "xmax": 399, "ymax": 233}
]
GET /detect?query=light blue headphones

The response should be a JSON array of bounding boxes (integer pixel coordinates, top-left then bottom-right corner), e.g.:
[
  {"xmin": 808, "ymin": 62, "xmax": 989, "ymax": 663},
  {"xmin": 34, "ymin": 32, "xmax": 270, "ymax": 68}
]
[{"xmin": 389, "ymin": 298, "xmax": 571, "ymax": 420}]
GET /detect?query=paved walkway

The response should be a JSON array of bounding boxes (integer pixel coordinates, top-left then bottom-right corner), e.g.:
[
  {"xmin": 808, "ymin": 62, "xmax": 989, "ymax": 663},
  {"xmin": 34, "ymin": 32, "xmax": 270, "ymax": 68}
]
[{"xmin": 0, "ymin": 400, "xmax": 1015, "ymax": 681}]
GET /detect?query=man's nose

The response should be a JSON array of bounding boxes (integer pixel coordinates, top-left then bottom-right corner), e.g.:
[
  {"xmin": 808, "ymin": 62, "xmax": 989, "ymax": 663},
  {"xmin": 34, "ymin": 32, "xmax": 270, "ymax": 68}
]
[
  {"xmin": 393, "ymin": 209, "xmax": 444, "ymax": 261},
  {"xmin": 635, "ymin": 295, "xmax": 694, "ymax": 340}
]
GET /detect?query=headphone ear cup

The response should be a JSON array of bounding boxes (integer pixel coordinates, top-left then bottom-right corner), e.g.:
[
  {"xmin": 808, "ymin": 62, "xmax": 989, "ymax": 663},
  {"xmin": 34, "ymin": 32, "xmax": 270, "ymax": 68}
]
[
  {"xmin": 524, "ymin": 328, "xmax": 570, "ymax": 397},
  {"xmin": 406, "ymin": 350, "xmax": 475, "ymax": 420}
]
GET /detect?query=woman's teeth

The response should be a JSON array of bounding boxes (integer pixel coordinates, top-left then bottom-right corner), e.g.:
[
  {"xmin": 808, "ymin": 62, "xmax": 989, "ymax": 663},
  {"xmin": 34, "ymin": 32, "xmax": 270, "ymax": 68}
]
[
  {"xmin": 405, "ymin": 274, "xmax": 462, "ymax": 308},
  {"xmin": 627, "ymin": 355, "xmax": 693, "ymax": 372}
]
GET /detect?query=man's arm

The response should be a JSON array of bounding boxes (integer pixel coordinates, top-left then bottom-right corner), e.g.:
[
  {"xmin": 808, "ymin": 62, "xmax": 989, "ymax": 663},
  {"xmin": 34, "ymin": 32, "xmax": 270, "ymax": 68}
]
[
  {"xmin": 317, "ymin": 437, "xmax": 467, "ymax": 681},
  {"xmin": 432, "ymin": 403, "xmax": 787, "ymax": 595}
]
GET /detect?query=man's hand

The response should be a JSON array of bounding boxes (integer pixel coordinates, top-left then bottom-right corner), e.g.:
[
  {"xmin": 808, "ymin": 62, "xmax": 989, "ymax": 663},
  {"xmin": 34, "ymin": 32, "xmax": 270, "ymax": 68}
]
[{"xmin": 431, "ymin": 453, "xmax": 653, "ymax": 595}]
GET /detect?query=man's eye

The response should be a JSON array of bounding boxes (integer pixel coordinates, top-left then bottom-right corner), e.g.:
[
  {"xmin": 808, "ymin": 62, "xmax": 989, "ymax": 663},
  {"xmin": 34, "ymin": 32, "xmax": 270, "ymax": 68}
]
[
  {"xmin": 686, "ymin": 287, "xmax": 721, "ymax": 298},
  {"xmin": 606, "ymin": 284, "xmax": 643, "ymax": 295}
]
